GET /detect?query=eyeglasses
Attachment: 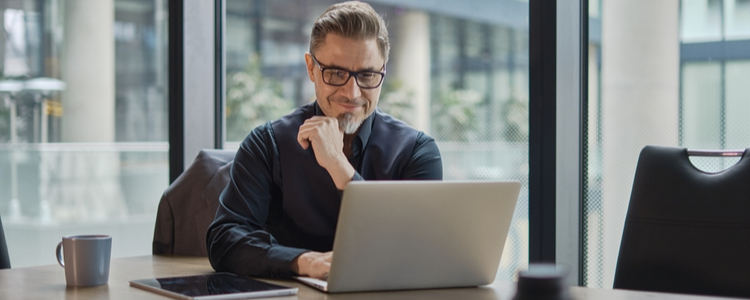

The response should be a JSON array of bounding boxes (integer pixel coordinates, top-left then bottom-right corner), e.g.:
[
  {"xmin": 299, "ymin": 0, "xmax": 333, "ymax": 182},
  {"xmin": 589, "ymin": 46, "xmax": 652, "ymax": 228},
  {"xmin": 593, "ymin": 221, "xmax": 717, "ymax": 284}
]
[{"xmin": 311, "ymin": 54, "xmax": 386, "ymax": 89}]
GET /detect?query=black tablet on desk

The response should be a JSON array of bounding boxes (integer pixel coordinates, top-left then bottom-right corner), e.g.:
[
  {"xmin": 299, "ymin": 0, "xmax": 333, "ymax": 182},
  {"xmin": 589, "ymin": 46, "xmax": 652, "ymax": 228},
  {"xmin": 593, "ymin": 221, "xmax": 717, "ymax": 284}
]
[{"xmin": 129, "ymin": 272, "xmax": 298, "ymax": 300}]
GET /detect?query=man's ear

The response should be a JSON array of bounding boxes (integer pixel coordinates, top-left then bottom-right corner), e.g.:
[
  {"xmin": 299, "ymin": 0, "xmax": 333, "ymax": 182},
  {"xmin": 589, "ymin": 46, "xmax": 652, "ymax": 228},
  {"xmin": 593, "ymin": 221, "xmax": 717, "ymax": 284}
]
[{"xmin": 304, "ymin": 53, "xmax": 316, "ymax": 82}]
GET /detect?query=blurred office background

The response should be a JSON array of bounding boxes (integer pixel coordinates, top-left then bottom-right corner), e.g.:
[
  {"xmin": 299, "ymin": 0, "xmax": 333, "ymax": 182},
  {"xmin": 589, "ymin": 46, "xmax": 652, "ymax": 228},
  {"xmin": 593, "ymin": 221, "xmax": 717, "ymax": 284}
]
[{"xmin": 0, "ymin": 0, "xmax": 747, "ymax": 288}]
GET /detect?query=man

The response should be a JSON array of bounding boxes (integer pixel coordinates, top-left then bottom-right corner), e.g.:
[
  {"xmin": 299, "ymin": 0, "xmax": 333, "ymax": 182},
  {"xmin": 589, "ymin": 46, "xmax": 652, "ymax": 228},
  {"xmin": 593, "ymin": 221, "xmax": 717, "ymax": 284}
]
[{"xmin": 206, "ymin": 1, "xmax": 442, "ymax": 280}]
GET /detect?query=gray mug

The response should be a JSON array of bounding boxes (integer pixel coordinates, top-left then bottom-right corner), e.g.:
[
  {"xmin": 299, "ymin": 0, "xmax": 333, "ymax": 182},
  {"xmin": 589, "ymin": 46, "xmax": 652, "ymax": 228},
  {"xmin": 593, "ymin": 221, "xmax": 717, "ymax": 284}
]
[{"xmin": 55, "ymin": 235, "xmax": 112, "ymax": 287}]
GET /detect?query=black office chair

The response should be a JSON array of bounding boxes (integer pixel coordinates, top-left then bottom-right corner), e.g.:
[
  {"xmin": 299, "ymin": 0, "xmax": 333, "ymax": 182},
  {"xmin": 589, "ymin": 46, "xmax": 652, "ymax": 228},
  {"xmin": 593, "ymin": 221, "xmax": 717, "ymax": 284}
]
[
  {"xmin": 613, "ymin": 145, "xmax": 750, "ymax": 298},
  {"xmin": 0, "ymin": 216, "xmax": 10, "ymax": 269}
]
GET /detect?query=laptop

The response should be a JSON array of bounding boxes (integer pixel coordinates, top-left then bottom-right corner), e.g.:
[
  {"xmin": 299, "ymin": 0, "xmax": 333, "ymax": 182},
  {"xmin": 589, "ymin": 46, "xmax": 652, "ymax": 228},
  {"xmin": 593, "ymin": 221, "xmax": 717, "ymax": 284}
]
[{"xmin": 295, "ymin": 180, "xmax": 520, "ymax": 293}]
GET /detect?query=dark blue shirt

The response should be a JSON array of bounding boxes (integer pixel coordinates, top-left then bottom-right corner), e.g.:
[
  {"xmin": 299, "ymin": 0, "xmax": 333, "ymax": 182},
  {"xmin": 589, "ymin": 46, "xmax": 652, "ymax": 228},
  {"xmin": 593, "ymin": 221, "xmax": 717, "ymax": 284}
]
[{"xmin": 206, "ymin": 102, "xmax": 442, "ymax": 278}]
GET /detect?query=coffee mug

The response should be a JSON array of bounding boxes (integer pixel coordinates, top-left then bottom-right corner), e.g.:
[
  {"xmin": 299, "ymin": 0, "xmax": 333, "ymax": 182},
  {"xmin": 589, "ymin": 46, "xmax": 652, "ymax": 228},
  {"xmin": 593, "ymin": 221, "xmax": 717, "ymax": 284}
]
[{"xmin": 55, "ymin": 235, "xmax": 112, "ymax": 287}]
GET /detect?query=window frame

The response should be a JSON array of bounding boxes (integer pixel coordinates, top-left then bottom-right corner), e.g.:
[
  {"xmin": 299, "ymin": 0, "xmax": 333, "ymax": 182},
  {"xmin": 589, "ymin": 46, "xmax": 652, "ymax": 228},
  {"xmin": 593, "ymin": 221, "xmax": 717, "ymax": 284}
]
[{"xmin": 169, "ymin": 0, "xmax": 222, "ymax": 182}]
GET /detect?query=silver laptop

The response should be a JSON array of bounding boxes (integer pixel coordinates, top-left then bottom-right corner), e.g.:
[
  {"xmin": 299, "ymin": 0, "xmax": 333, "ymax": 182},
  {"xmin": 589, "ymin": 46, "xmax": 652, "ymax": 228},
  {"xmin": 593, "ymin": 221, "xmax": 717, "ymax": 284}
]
[{"xmin": 296, "ymin": 180, "xmax": 520, "ymax": 293}]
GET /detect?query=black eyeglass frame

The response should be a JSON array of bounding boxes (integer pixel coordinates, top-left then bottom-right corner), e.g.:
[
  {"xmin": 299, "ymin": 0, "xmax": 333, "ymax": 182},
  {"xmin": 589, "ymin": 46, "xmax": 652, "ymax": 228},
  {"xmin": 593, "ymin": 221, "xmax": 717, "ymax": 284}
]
[{"xmin": 310, "ymin": 54, "xmax": 386, "ymax": 89}]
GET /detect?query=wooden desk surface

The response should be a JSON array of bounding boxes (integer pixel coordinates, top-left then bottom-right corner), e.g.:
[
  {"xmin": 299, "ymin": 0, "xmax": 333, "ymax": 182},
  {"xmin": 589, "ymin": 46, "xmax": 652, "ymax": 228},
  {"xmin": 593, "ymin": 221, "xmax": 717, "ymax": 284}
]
[{"xmin": 0, "ymin": 255, "xmax": 743, "ymax": 300}]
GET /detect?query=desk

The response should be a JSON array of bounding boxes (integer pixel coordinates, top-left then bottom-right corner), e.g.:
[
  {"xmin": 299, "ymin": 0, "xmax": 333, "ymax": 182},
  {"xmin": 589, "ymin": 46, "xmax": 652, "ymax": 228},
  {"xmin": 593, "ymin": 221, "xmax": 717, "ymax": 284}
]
[{"xmin": 0, "ymin": 255, "xmax": 742, "ymax": 300}]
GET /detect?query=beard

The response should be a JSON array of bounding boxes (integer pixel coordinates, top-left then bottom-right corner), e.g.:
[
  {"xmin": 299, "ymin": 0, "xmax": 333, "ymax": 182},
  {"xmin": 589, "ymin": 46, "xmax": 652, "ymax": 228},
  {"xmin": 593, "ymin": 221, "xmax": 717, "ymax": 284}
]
[
  {"xmin": 327, "ymin": 96, "xmax": 368, "ymax": 134},
  {"xmin": 338, "ymin": 112, "xmax": 363, "ymax": 134}
]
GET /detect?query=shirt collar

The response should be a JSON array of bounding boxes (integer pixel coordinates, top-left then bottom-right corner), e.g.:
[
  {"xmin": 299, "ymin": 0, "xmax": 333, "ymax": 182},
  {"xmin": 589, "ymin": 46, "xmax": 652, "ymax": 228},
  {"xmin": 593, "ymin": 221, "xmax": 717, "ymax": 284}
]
[{"xmin": 314, "ymin": 100, "xmax": 374, "ymax": 150}]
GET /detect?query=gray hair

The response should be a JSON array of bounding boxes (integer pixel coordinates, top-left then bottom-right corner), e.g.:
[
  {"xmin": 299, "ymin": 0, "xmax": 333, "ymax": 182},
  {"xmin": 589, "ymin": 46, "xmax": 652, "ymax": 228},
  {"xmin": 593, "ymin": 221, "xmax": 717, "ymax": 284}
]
[{"xmin": 309, "ymin": 1, "xmax": 390, "ymax": 63}]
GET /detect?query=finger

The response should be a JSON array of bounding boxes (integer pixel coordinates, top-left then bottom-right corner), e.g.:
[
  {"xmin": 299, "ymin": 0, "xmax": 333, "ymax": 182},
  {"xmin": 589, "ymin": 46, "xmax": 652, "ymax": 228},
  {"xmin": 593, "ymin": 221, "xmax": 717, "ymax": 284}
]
[
  {"xmin": 299, "ymin": 126, "xmax": 322, "ymax": 147},
  {"xmin": 305, "ymin": 116, "xmax": 337, "ymax": 128},
  {"xmin": 308, "ymin": 115, "xmax": 328, "ymax": 122},
  {"xmin": 301, "ymin": 117, "xmax": 338, "ymax": 134},
  {"xmin": 325, "ymin": 117, "xmax": 339, "ymax": 130},
  {"xmin": 302, "ymin": 116, "xmax": 326, "ymax": 127},
  {"xmin": 298, "ymin": 138, "xmax": 310, "ymax": 149},
  {"xmin": 297, "ymin": 130, "xmax": 310, "ymax": 149},
  {"xmin": 298, "ymin": 118, "xmax": 325, "ymax": 149}
]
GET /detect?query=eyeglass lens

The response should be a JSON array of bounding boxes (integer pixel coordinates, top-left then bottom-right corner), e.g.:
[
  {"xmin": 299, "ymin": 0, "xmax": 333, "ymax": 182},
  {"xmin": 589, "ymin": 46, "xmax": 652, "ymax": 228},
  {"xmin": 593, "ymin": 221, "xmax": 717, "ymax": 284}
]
[{"xmin": 322, "ymin": 69, "xmax": 383, "ymax": 88}]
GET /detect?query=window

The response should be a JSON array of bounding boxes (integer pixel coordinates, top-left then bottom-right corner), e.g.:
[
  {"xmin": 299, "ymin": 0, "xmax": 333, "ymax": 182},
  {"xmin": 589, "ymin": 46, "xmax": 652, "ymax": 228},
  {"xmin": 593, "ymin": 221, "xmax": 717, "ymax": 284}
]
[
  {"xmin": 0, "ymin": 0, "xmax": 168, "ymax": 267},
  {"xmin": 224, "ymin": 0, "xmax": 530, "ymax": 280},
  {"xmin": 585, "ymin": 0, "xmax": 750, "ymax": 288}
]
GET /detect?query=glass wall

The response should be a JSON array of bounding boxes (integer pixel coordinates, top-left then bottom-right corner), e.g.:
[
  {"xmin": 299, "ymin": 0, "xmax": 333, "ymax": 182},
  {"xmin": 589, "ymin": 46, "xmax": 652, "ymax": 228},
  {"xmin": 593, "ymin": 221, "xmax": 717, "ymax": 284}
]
[
  {"xmin": 224, "ymin": 0, "xmax": 530, "ymax": 280},
  {"xmin": 584, "ymin": 0, "xmax": 750, "ymax": 288},
  {"xmin": 0, "ymin": 0, "xmax": 168, "ymax": 267}
]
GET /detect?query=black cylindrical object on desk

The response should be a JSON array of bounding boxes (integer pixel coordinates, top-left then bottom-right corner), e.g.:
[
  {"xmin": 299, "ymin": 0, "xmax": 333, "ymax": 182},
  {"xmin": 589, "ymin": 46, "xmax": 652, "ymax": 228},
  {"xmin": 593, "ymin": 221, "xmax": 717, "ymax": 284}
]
[{"xmin": 513, "ymin": 264, "xmax": 571, "ymax": 300}]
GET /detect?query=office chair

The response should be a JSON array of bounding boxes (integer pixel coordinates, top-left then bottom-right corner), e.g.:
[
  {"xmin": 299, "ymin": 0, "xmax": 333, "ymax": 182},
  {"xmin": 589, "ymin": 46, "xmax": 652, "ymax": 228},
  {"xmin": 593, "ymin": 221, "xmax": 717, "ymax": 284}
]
[
  {"xmin": 152, "ymin": 149, "xmax": 235, "ymax": 256},
  {"xmin": 0, "ymin": 216, "xmax": 9, "ymax": 269},
  {"xmin": 613, "ymin": 145, "xmax": 750, "ymax": 298}
]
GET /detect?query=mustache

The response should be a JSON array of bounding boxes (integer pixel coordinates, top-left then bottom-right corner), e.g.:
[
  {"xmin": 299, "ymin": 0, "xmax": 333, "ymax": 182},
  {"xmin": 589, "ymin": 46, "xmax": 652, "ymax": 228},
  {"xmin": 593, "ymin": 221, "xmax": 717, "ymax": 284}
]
[{"xmin": 329, "ymin": 97, "xmax": 366, "ymax": 106}]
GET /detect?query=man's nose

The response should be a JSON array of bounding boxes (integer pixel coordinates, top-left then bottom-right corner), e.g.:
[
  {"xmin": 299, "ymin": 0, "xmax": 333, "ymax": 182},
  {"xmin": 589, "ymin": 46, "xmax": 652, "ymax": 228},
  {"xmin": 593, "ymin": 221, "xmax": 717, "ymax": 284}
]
[{"xmin": 339, "ymin": 76, "xmax": 362, "ymax": 99}]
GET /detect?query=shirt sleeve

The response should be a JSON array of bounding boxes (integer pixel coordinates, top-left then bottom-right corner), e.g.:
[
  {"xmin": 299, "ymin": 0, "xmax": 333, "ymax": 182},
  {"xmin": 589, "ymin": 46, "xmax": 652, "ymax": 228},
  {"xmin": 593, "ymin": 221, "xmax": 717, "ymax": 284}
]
[
  {"xmin": 206, "ymin": 123, "xmax": 308, "ymax": 278},
  {"xmin": 403, "ymin": 132, "xmax": 443, "ymax": 180}
]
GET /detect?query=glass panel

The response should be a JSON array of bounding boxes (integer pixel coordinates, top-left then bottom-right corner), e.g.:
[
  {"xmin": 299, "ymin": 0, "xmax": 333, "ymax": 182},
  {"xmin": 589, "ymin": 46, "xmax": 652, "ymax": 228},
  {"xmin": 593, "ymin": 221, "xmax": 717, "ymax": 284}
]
[
  {"xmin": 586, "ymin": 0, "xmax": 750, "ymax": 288},
  {"xmin": 590, "ymin": 0, "xmax": 601, "ymax": 18},
  {"xmin": 681, "ymin": 62, "xmax": 722, "ymax": 149},
  {"xmin": 225, "ymin": 0, "xmax": 529, "ymax": 281},
  {"xmin": 725, "ymin": 0, "xmax": 750, "ymax": 39},
  {"xmin": 725, "ymin": 60, "xmax": 750, "ymax": 149},
  {"xmin": 681, "ymin": 0, "xmax": 723, "ymax": 42},
  {"xmin": 0, "ymin": 0, "xmax": 168, "ymax": 267}
]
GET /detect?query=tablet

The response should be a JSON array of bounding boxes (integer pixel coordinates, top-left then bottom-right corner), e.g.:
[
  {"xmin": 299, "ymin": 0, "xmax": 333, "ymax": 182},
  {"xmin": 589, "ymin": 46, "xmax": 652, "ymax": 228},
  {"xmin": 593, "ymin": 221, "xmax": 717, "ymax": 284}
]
[{"xmin": 129, "ymin": 272, "xmax": 298, "ymax": 300}]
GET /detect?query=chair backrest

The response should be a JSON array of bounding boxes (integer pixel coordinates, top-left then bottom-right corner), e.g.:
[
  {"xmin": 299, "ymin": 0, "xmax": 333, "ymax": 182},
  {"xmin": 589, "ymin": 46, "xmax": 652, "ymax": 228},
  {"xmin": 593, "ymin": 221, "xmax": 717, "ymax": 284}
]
[
  {"xmin": 614, "ymin": 145, "xmax": 750, "ymax": 298},
  {"xmin": 152, "ymin": 149, "xmax": 235, "ymax": 256},
  {"xmin": 0, "ymin": 216, "xmax": 10, "ymax": 269}
]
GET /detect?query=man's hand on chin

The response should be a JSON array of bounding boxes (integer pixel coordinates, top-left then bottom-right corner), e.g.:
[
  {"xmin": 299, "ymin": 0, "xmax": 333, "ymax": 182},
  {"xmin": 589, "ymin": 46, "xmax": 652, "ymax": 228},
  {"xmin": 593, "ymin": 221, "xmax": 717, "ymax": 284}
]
[
  {"xmin": 297, "ymin": 116, "xmax": 355, "ymax": 189},
  {"xmin": 291, "ymin": 251, "xmax": 333, "ymax": 280}
]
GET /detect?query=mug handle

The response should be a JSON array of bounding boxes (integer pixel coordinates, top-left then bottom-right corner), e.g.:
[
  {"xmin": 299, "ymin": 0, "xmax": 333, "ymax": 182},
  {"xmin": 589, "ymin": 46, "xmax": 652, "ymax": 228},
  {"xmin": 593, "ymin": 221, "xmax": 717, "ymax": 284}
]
[{"xmin": 55, "ymin": 241, "xmax": 65, "ymax": 267}]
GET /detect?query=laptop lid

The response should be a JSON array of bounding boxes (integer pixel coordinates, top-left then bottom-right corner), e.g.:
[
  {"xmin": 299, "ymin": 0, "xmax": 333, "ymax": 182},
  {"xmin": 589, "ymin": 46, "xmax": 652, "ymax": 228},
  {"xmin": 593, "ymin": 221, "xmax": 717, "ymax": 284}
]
[{"xmin": 322, "ymin": 180, "xmax": 520, "ymax": 293}]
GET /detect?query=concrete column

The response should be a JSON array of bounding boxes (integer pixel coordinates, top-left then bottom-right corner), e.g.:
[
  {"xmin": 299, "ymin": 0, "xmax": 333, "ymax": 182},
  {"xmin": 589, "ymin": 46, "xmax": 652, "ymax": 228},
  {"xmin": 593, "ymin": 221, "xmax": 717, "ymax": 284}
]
[
  {"xmin": 183, "ymin": 0, "xmax": 216, "ymax": 167},
  {"xmin": 60, "ymin": 0, "xmax": 115, "ymax": 143},
  {"xmin": 390, "ymin": 11, "xmax": 430, "ymax": 132},
  {"xmin": 51, "ymin": 0, "xmax": 123, "ymax": 223},
  {"xmin": 600, "ymin": 0, "xmax": 679, "ymax": 288}
]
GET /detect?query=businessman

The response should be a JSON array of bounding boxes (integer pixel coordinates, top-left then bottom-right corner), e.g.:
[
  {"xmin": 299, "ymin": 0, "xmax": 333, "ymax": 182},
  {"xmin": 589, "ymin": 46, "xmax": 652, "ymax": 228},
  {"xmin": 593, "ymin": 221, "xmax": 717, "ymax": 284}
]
[{"xmin": 206, "ymin": 1, "xmax": 443, "ymax": 280}]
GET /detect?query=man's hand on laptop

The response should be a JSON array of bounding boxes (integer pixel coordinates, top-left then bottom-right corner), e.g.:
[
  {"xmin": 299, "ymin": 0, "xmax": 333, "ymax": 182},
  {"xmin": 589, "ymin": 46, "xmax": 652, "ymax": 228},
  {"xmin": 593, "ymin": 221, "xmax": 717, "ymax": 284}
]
[{"xmin": 291, "ymin": 251, "xmax": 332, "ymax": 279}]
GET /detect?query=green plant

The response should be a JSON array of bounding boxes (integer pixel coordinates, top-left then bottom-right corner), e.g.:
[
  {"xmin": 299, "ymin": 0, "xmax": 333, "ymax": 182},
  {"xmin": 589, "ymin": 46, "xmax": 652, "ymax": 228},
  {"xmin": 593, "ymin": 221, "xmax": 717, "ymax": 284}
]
[
  {"xmin": 377, "ymin": 78, "xmax": 415, "ymax": 125},
  {"xmin": 501, "ymin": 97, "xmax": 528, "ymax": 142},
  {"xmin": 431, "ymin": 88, "xmax": 483, "ymax": 141},
  {"xmin": 225, "ymin": 54, "xmax": 294, "ymax": 141}
]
